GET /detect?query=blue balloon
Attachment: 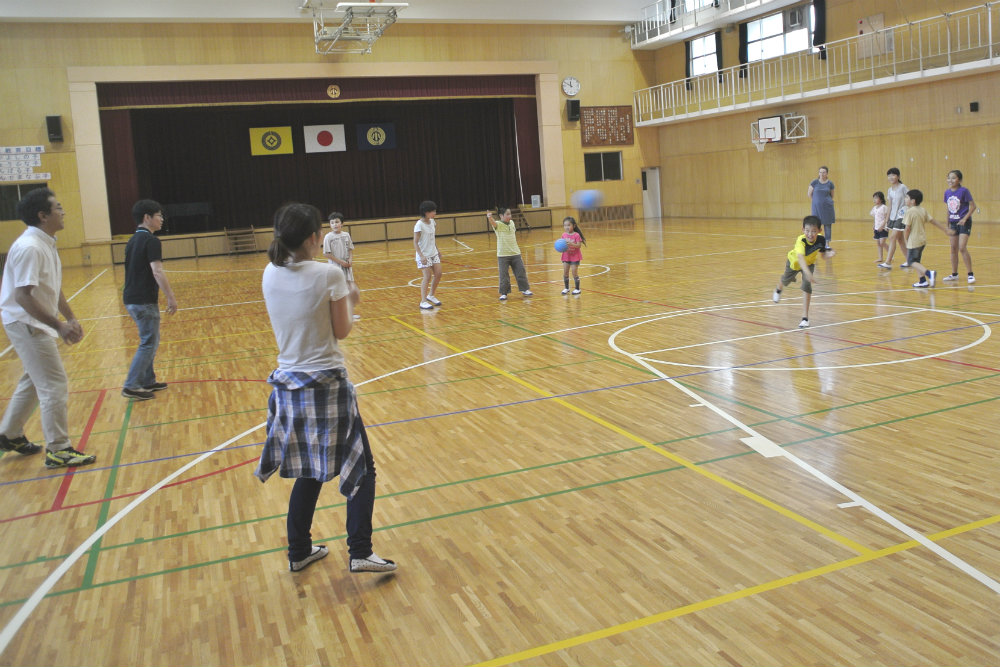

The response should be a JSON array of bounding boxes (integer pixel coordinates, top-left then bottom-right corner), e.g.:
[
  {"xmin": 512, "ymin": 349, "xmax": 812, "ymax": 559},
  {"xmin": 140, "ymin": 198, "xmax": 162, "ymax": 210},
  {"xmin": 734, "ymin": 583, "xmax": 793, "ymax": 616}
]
[
  {"xmin": 554, "ymin": 238, "xmax": 568, "ymax": 252},
  {"xmin": 571, "ymin": 189, "xmax": 604, "ymax": 210}
]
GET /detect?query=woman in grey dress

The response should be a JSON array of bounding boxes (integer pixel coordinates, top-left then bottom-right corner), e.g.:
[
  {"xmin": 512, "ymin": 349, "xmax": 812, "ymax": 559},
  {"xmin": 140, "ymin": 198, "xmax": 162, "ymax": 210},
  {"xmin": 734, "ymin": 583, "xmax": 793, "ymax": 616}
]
[{"xmin": 807, "ymin": 166, "xmax": 835, "ymax": 248}]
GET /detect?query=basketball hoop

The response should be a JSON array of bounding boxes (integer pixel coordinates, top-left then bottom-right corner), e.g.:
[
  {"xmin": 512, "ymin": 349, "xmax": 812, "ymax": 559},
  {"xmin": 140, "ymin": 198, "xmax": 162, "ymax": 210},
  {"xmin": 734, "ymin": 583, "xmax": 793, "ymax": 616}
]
[{"xmin": 752, "ymin": 138, "xmax": 767, "ymax": 152}]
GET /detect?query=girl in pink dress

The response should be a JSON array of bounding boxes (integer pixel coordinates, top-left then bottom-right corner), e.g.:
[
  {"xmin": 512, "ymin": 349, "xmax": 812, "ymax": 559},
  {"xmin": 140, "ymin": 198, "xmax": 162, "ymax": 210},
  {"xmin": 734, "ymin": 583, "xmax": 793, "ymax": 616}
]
[{"xmin": 560, "ymin": 216, "xmax": 586, "ymax": 295}]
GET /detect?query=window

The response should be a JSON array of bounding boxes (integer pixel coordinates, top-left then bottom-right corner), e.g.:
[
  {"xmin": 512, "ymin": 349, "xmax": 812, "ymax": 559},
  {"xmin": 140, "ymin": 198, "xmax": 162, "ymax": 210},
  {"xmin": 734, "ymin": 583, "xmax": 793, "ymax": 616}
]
[
  {"xmin": 689, "ymin": 33, "xmax": 718, "ymax": 76},
  {"xmin": 584, "ymin": 152, "xmax": 622, "ymax": 182},
  {"xmin": 0, "ymin": 183, "xmax": 46, "ymax": 221},
  {"xmin": 746, "ymin": 6, "xmax": 814, "ymax": 62}
]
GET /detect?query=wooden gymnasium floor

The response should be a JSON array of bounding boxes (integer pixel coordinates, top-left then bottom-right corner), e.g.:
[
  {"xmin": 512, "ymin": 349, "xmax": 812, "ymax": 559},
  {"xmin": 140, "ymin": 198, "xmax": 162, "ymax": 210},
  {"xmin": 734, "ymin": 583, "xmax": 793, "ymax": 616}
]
[{"xmin": 0, "ymin": 217, "xmax": 998, "ymax": 667}]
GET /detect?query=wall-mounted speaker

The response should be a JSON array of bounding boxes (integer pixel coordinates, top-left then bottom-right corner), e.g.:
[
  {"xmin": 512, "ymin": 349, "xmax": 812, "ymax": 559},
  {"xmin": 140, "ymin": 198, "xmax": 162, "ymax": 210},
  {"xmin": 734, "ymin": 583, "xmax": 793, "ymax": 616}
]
[
  {"xmin": 567, "ymin": 100, "xmax": 581, "ymax": 122},
  {"xmin": 46, "ymin": 115, "xmax": 63, "ymax": 142}
]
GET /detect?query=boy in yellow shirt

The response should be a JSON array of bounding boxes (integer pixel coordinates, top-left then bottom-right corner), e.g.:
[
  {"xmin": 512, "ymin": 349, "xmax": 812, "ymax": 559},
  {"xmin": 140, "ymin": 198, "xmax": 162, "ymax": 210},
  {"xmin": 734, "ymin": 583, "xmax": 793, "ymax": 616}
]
[{"xmin": 771, "ymin": 216, "xmax": 835, "ymax": 328}]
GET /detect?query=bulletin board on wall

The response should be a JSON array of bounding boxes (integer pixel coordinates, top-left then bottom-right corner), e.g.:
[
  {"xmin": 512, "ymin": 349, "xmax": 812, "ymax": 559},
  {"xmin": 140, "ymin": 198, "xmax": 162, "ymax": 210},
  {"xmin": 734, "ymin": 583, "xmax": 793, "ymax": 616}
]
[{"xmin": 580, "ymin": 106, "xmax": 634, "ymax": 147}]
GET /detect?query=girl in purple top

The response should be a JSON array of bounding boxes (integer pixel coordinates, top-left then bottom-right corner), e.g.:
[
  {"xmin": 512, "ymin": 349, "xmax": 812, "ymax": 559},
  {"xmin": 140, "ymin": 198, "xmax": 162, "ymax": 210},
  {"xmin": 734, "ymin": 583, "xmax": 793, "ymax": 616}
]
[{"xmin": 942, "ymin": 169, "xmax": 975, "ymax": 283}]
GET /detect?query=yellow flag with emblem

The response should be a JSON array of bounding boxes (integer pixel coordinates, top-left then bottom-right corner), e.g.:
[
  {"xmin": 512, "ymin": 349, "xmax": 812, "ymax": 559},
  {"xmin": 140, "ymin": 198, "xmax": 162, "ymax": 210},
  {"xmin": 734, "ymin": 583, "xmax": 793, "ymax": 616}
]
[{"xmin": 249, "ymin": 127, "xmax": 294, "ymax": 156}]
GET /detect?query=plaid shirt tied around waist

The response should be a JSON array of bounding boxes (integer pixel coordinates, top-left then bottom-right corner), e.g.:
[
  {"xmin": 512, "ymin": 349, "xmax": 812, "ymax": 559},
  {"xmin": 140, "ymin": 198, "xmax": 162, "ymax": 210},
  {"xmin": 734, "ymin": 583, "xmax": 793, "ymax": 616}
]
[{"xmin": 254, "ymin": 367, "xmax": 367, "ymax": 499}]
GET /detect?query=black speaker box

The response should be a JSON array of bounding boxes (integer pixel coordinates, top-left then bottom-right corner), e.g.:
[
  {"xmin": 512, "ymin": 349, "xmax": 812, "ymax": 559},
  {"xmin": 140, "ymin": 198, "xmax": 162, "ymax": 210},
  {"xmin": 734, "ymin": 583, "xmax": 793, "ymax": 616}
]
[
  {"xmin": 567, "ymin": 100, "xmax": 580, "ymax": 122},
  {"xmin": 46, "ymin": 115, "xmax": 64, "ymax": 142}
]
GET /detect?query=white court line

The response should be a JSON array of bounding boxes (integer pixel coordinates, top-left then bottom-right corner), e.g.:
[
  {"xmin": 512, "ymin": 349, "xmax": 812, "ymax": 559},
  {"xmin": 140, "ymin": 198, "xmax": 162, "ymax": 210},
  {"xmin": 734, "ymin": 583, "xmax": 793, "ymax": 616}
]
[
  {"xmin": 76, "ymin": 298, "xmax": 267, "ymax": 323},
  {"xmin": 0, "ymin": 304, "xmax": 667, "ymax": 654},
  {"xmin": 622, "ymin": 302, "xmax": 992, "ymax": 372},
  {"xmin": 0, "ymin": 269, "xmax": 107, "ymax": 359},
  {"xmin": 0, "ymin": 424, "xmax": 262, "ymax": 655},
  {"xmin": 638, "ymin": 310, "xmax": 914, "ymax": 355},
  {"xmin": 3, "ymin": 289, "xmax": 996, "ymax": 654},
  {"xmin": 608, "ymin": 328, "xmax": 1000, "ymax": 596}
]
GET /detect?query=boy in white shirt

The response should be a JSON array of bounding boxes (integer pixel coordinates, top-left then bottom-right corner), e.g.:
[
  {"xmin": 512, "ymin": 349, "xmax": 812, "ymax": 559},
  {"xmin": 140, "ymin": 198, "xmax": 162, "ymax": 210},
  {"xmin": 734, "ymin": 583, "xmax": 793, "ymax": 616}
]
[
  {"xmin": 323, "ymin": 212, "xmax": 360, "ymax": 320},
  {"xmin": 413, "ymin": 200, "xmax": 442, "ymax": 310}
]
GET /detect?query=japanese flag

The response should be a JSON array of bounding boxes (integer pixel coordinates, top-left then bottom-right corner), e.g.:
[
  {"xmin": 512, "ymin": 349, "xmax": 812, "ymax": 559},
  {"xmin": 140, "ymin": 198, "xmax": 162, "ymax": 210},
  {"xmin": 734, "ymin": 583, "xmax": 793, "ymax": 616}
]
[{"xmin": 303, "ymin": 124, "xmax": 346, "ymax": 153}]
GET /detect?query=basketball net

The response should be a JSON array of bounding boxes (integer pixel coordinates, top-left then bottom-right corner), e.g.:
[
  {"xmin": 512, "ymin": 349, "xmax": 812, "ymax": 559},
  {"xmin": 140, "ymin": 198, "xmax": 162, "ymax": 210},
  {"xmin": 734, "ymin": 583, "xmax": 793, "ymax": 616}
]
[{"xmin": 752, "ymin": 138, "xmax": 766, "ymax": 152}]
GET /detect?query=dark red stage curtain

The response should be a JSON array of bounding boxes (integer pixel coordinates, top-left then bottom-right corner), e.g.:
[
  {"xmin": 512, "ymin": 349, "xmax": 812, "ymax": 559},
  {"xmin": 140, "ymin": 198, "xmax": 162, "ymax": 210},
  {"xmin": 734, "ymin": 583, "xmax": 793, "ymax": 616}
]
[
  {"xmin": 512, "ymin": 98, "xmax": 541, "ymax": 205},
  {"xmin": 99, "ymin": 109, "xmax": 140, "ymax": 236}
]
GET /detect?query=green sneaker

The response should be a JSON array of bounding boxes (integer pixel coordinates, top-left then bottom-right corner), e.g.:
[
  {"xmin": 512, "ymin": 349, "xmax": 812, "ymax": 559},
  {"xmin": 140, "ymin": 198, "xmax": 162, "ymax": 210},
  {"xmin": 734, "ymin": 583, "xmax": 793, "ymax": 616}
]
[
  {"xmin": 0, "ymin": 434, "xmax": 41, "ymax": 455},
  {"xmin": 45, "ymin": 447, "xmax": 97, "ymax": 469}
]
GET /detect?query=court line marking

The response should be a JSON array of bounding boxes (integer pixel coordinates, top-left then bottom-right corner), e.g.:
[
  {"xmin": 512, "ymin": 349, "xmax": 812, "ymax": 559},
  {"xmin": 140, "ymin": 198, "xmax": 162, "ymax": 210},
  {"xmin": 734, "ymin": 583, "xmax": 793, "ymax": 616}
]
[
  {"xmin": 405, "ymin": 264, "xmax": 612, "ymax": 289},
  {"xmin": 624, "ymin": 303, "xmax": 993, "ymax": 371},
  {"xmin": 3, "ymin": 289, "xmax": 995, "ymax": 652},
  {"xmin": 469, "ymin": 513, "xmax": 1000, "ymax": 667},
  {"xmin": 638, "ymin": 310, "xmax": 914, "ymax": 354},
  {"xmin": 0, "ymin": 269, "xmax": 107, "ymax": 359},
  {"xmin": 0, "ymin": 424, "xmax": 262, "ymax": 656},
  {"xmin": 390, "ymin": 315, "xmax": 869, "ymax": 556},
  {"xmin": 609, "ymin": 326, "xmax": 1000, "ymax": 596}
]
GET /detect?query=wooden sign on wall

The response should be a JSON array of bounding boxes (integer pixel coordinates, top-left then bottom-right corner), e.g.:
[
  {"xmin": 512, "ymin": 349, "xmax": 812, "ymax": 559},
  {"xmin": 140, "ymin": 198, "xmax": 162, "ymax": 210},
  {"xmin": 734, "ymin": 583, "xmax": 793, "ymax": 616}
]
[{"xmin": 580, "ymin": 106, "xmax": 634, "ymax": 147}]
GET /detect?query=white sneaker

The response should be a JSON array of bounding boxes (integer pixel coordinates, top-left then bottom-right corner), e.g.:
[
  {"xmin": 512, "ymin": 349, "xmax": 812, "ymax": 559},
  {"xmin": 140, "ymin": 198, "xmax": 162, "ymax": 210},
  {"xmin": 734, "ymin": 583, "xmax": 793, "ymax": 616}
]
[
  {"xmin": 900, "ymin": 262, "xmax": 910, "ymax": 268},
  {"xmin": 967, "ymin": 275, "xmax": 976, "ymax": 284},
  {"xmin": 426, "ymin": 295, "xmax": 441, "ymax": 306},
  {"xmin": 942, "ymin": 274, "xmax": 959, "ymax": 282},
  {"xmin": 353, "ymin": 314, "xmax": 362, "ymax": 321},
  {"xmin": 877, "ymin": 263, "xmax": 892, "ymax": 269},
  {"xmin": 349, "ymin": 553, "xmax": 397, "ymax": 573},
  {"xmin": 561, "ymin": 288, "xmax": 570, "ymax": 295},
  {"xmin": 798, "ymin": 318, "xmax": 809, "ymax": 329},
  {"xmin": 522, "ymin": 290, "xmax": 533, "ymax": 296},
  {"xmin": 927, "ymin": 270, "xmax": 937, "ymax": 287},
  {"xmin": 772, "ymin": 290, "xmax": 781, "ymax": 303},
  {"xmin": 572, "ymin": 288, "xmax": 581, "ymax": 294},
  {"xmin": 419, "ymin": 300, "xmax": 434, "ymax": 309},
  {"xmin": 913, "ymin": 280, "xmax": 929, "ymax": 288},
  {"xmin": 499, "ymin": 294, "xmax": 507, "ymax": 301}
]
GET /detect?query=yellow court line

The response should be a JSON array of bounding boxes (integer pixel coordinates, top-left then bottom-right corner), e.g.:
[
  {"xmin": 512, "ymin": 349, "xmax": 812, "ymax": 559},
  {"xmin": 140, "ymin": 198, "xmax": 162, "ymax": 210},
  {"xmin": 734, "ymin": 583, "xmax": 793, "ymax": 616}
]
[
  {"xmin": 470, "ymin": 512, "xmax": 1000, "ymax": 667},
  {"xmin": 390, "ymin": 316, "xmax": 870, "ymax": 557}
]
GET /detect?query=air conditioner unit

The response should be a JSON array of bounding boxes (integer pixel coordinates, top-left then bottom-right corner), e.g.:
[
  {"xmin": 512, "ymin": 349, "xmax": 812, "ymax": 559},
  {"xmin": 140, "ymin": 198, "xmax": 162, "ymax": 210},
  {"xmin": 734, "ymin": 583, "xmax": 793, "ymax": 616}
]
[{"xmin": 786, "ymin": 7, "xmax": 804, "ymax": 30}]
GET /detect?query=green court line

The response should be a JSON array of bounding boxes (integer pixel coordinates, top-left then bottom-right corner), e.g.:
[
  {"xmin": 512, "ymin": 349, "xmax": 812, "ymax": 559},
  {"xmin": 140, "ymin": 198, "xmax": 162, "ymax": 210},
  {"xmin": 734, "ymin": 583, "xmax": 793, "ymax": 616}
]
[
  {"xmin": 784, "ymin": 394, "xmax": 1000, "ymax": 444},
  {"xmin": 4, "ymin": 319, "xmax": 997, "ymax": 599},
  {"xmin": 80, "ymin": 398, "xmax": 133, "ymax": 588},
  {"xmin": 1, "ymin": 387, "xmax": 995, "ymax": 598}
]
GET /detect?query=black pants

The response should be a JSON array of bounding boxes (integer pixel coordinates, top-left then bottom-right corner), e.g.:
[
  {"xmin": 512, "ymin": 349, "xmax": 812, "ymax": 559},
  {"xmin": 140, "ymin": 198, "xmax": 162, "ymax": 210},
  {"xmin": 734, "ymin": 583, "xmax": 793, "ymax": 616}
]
[{"xmin": 286, "ymin": 420, "xmax": 377, "ymax": 562}]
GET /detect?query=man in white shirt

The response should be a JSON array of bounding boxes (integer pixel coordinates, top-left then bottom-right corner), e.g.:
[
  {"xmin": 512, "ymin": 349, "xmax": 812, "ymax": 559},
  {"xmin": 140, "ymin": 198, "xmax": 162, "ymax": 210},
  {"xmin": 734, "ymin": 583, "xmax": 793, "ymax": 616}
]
[{"xmin": 0, "ymin": 188, "xmax": 96, "ymax": 468}]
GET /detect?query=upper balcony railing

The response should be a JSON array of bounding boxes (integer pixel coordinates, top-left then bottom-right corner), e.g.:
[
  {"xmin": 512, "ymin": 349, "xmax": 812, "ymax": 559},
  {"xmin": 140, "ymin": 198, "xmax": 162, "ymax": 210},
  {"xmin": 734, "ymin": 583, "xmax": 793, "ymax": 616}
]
[
  {"xmin": 632, "ymin": 0, "xmax": 798, "ymax": 48},
  {"xmin": 634, "ymin": 2, "xmax": 1000, "ymax": 125}
]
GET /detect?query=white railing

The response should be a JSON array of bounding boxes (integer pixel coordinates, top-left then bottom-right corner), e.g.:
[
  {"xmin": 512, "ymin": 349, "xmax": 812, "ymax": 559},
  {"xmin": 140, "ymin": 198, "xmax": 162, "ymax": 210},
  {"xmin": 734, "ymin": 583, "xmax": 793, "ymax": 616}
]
[
  {"xmin": 632, "ymin": 0, "xmax": 786, "ymax": 47},
  {"xmin": 634, "ymin": 2, "xmax": 1000, "ymax": 124}
]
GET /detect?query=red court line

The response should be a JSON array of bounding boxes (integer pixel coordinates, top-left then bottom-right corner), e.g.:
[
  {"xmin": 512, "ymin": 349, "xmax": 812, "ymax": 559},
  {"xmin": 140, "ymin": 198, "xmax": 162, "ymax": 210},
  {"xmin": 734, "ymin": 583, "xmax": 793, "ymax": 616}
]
[
  {"xmin": 3, "ymin": 457, "xmax": 257, "ymax": 525},
  {"xmin": 50, "ymin": 388, "xmax": 106, "ymax": 511}
]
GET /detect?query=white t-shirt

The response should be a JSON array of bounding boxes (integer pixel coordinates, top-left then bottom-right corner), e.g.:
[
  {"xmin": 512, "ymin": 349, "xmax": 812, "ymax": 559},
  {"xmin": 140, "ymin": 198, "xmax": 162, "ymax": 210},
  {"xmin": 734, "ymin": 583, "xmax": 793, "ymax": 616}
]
[
  {"xmin": 323, "ymin": 230, "xmax": 354, "ymax": 263},
  {"xmin": 0, "ymin": 226, "xmax": 62, "ymax": 337},
  {"xmin": 262, "ymin": 260, "xmax": 349, "ymax": 372},
  {"xmin": 414, "ymin": 218, "xmax": 437, "ymax": 258}
]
